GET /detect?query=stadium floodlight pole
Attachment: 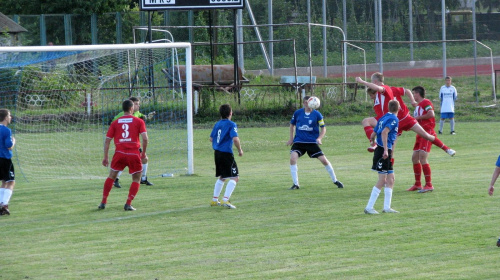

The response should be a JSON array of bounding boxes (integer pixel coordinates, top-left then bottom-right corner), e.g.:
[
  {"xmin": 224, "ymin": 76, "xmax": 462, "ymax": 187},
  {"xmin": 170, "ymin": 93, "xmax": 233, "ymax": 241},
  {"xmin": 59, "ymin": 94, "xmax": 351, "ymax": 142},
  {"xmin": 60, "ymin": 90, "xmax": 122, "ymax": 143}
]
[
  {"xmin": 269, "ymin": 0, "xmax": 274, "ymax": 76},
  {"xmin": 378, "ymin": 0, "xmax": 383, "ymax": 73},
  {"xmin": 323, "ymin": 0, "xmax": 328, "ymax": 78},
  {"xmin": 472, "ymin": 0, "xmax": 478, "ymax": 103},
  {"xmin": 442, "ymin": 0, "xmax": 447, "ymax": 78},
  {"xmin": 409, "ymin": 0, "xmax": 414, "ymax": 61}
]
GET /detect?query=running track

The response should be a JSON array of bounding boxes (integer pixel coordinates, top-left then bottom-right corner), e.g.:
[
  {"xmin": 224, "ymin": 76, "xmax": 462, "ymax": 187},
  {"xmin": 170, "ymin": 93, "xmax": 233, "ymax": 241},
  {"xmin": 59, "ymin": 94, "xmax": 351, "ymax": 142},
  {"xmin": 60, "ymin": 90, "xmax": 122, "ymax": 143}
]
[{"xmin": 333, "ymin": 64, "xmax": 500, "ymax": 78}]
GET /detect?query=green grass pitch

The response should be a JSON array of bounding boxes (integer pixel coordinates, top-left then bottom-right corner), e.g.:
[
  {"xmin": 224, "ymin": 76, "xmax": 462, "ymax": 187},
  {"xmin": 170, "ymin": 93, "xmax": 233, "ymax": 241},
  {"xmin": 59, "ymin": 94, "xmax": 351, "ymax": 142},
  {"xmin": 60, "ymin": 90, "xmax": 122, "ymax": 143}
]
[{"xmin": 2, "ymin": 122, "xmax": 500, "ymax": 279}]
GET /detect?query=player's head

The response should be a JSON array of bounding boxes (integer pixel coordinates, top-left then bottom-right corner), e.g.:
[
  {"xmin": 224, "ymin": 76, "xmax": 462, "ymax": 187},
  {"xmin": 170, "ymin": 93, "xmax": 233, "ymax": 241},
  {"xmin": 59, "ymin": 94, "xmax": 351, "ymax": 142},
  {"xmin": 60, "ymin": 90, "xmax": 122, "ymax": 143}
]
[
  {"xmin": 366, "ymin": 88, "xmax": 377, "ymax": 100},
  {"xmin": 371, "ymin": 72, "xmax": 384, "ymax": 85},
  {"xmin": 129, "ymin": 96, "xmax": 140, "ymax": 112},
  {"xmin": 412, "ymin": 86, "xmax": 426, "ymax": 101},
  {"xmin": 445, "ymin": 76, "xmax": 452, "ymax": 86},
  {"xmin": 0, "ymin": 109, "xmax": 12, "ymax": 125},
  {"xmin": 219, "ymin": 104, "xmax": 232, "ymax": 119},
  {"xmin": 303, "ymin": 95, "xmax": 311, "ymax": 108},
  {"xmin": 388, "ymin": 100, "xmax": 400, "ymax": 114},
  {"xmin": 122, "ymin": 99, "xmax": 134, "ymax": 114}
]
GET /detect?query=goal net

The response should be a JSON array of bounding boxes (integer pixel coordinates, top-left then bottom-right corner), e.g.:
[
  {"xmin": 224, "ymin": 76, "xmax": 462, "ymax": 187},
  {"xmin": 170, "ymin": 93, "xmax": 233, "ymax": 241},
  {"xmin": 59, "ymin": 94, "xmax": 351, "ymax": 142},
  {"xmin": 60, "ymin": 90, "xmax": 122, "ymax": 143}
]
[{"xmin": 0, "ymin": 43, "xmax": 193, "ymax": 181}]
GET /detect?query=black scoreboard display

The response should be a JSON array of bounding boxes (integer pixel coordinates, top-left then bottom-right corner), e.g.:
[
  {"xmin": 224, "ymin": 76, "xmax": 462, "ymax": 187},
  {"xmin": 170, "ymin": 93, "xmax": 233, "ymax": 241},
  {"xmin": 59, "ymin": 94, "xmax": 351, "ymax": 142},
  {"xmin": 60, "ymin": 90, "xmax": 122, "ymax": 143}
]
[{"xmin": 140, "ymin": 0, "xmax": 245, "ymax": 10}]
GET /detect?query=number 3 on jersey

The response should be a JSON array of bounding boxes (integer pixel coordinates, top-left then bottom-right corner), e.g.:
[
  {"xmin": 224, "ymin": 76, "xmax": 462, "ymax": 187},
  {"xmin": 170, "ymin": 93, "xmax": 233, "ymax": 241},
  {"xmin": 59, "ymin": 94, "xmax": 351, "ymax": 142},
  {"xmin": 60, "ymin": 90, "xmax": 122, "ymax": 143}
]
[{"xmin": 122, "ymin": 123, "xmax": 130, "ymax": 138}]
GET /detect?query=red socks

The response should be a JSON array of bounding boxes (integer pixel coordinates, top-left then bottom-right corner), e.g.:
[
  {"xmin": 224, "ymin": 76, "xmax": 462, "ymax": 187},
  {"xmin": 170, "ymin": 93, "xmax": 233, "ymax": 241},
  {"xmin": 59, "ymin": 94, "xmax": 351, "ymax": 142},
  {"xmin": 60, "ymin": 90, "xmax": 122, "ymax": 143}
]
[
  {"xmin": 364, "ymin": 126, "xmax": 374, "ymax": 141},
  {"xmin": 422, "ymin": 164, "xmax": 432, "ymax": 186},
  {"xmin": 126, "ymin": 182, "xmax": 140, "ymax": 205},
  {"xmin": 431, "ymin": 137, "xmax": 449, "ymax": 151},
  {"xmin": 413, "ymin": 163, "xmax": 422, "ymax": 186},
  {"xmin": 102, "ymin": 177, "xmax": 114, "ymax": 204}
]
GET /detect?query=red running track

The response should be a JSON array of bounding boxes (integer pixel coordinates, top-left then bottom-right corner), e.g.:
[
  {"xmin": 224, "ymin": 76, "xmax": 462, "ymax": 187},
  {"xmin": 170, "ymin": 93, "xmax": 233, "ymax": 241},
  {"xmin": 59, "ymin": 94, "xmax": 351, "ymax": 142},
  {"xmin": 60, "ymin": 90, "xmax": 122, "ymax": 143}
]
[{"xmin": 333, "ymin": 64, "xmax": 500, "ymax": 78}]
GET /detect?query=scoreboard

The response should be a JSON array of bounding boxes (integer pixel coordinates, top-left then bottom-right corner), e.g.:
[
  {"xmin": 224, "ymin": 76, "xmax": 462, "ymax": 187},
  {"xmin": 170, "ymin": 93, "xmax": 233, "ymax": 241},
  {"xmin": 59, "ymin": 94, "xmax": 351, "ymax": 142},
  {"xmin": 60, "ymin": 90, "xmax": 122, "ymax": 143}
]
[{"xmin": 140, "ymin": 0, "xmax": 245, "ymax": 11}]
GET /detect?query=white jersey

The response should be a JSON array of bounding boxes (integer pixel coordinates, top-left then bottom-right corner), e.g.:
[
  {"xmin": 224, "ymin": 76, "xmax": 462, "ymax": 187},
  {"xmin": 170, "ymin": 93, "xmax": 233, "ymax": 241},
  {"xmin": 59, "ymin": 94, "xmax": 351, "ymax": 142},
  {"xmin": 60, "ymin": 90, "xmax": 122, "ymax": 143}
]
[{"xmin": 439, "ymin": 85, "xmax": 457, "ymax": 113}]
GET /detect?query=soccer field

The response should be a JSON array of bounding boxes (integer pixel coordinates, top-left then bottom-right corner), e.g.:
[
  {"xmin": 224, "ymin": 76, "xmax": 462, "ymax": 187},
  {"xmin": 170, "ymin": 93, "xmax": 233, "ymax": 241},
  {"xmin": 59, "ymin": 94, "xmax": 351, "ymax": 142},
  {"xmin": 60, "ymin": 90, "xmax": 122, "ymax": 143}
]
[{"xmin": 3, "ymin": 122, "xmax": 500, "ymax": 279}]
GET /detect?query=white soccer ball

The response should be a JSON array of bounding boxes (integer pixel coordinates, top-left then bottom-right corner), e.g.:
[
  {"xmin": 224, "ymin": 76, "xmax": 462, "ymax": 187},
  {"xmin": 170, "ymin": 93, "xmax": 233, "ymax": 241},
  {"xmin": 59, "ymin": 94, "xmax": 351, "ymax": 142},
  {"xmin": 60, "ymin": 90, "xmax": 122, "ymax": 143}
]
[{"xmin": 307, "ymin": 96, "xmax": 321, "ymax": 109}]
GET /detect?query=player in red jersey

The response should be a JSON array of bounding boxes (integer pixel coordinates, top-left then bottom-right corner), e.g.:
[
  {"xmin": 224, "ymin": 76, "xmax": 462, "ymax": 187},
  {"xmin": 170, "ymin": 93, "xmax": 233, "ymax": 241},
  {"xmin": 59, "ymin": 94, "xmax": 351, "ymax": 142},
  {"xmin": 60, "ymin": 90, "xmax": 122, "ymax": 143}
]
[
  {"xmin": 98, "ymin": 99, "xmax": 149, "ymax": 211},
  {"xmin": 357, "ymin": 72, "xmax": 456, "ymax": 157},
  {"xmin": 356, "ymin": 73, "xmax": 395, "ymax": 152},
  {"xmin": 408, "ymin": 86, "xmax": 438, "ymax": 193}
]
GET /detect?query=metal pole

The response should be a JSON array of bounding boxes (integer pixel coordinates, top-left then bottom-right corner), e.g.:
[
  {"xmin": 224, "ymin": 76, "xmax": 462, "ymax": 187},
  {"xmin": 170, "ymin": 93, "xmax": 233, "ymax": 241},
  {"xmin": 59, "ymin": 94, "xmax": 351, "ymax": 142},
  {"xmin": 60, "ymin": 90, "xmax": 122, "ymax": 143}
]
[
  {"xmin": 269, "ymin": 0, "xmax": 274, "ymax": 76},
  {"xmin": 233, "ymin": 9, "xmax": 241, "ymax": 105},
  {"xmin": 188, "ymin": 11, "xmax": 194, "ymax": 44},
  {"xmin": 307, "ymin": 0, "xmax": 311, "ymax": 24},
  {"xmin": 442, "ymin": 0, "xmax": 447, "ymax": 78},
  {"xmin": 186, "ymin": 45, "xmax": 194, "ymax": 175},
  {"xmin": 323, "ymin": 0, "xmax": 328, "ymax": 77},
  {"xmin": 378, "ymin": 0, "xmax": 383, "ymax": 73},
  {"xmin": 64, "ymin": 14, "xmax": 72, "ymax": 45},
  {"xmin": 209, "ymin": 11, "xmax": 215, "ymax": 85},
  {"xmin": 40, "ymin": 14, "xmax": 47, "ymax": 46},
  {"xmin": 343, "ymin": 0, "xmax": 347, "ymax": 64},
  {"xmin": 308, "ymin": 23, "xmax": 313, "ymax": 94},
  {"xmin": 237, "ymin": 9, "xmax": 244, "ymax": 72},
  {"xmin": 409, "ymin": 0, "xmax": 414, "ymax": 61},
  {"xmin": 91, "ymin": 13, "xmax": 98, "ymax": 45},
  {"xmin": 116, "ymin": 12, "xmax": 122, "ymax": 44},
  {"xmin": 374, "ymin": 1, "xmax": 379, "ymax": 63},
  {"xmin": 472, "ymin": 0, "xmax": 478, "ymax": 103}
]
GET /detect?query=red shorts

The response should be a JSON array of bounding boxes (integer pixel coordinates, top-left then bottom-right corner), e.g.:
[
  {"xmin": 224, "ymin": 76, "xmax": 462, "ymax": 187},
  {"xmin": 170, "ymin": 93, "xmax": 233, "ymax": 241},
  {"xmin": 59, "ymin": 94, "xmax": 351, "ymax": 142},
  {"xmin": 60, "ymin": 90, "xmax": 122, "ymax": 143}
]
[
  {"xmin": 110, "ymin": 151, "xmax": 143, "ymax": 174},
  {"xmin": 413, "ymin": 132, "xmax": 434, "ymax": 153},
  {"xmin": 397, "ymin": 114, "xmax": 418, "ymax": 136}
]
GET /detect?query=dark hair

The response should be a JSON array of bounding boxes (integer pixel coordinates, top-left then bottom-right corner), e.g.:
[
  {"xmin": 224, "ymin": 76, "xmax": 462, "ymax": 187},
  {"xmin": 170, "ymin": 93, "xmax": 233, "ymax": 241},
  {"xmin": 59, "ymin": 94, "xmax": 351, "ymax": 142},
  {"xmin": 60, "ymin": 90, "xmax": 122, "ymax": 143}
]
[
  {"xmin": 0, "ymin": 109, "xmax": 10, "ymax": 122},
  {"xmin": 388, "ymin": 100, "xmax": 399, "ymax": 113},
  {"xmin": 129, "ymin": 96, "xmax": 140, "ymax": 102},
  {"xmin": 123, "ymin": 100, "xmax": 134, "ymax": 112},
  {"xmin": 219, "ymin": 104, "xmax": 232, "ymax": 119},
  {"xmin": 366, "ymin": 88, "xmax": 377, "ymax": 95},
  {"xmin": 445, "ymin": 76, "xmax": 452, "ymax": 80},
  {"xmin": 303, "ymin": 96, "xmax": 311, "ymax": 101},
  {"xmin": 412, "ymin": 86, "xmax": 426, "ymax": 98}
]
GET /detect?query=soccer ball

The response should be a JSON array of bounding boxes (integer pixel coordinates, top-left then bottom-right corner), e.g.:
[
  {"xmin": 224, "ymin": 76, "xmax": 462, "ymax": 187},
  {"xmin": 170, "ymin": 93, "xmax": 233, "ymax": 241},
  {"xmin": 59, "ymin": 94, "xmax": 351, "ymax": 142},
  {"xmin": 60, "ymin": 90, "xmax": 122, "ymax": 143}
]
[{"xmin": 307, "ymin": 96, "xmax": 321, "ymax": 109}]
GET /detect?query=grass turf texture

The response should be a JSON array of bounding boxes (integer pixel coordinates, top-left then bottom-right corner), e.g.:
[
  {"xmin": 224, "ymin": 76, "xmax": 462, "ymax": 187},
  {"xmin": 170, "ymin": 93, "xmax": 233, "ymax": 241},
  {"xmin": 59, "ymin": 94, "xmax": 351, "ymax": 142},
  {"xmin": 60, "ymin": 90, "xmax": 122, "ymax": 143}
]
[{"xmin": 2, "ymin": 122, "xmax": 500, "ymax": 279}]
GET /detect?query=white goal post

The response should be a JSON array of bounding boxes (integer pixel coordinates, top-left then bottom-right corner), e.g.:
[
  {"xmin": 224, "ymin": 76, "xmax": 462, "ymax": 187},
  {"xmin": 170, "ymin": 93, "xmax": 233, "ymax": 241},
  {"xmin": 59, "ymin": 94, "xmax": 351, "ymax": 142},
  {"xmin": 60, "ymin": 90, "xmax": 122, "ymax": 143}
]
[{"xmin": 0, "ymin": 43, "xmax": 194, "ymax": 180}]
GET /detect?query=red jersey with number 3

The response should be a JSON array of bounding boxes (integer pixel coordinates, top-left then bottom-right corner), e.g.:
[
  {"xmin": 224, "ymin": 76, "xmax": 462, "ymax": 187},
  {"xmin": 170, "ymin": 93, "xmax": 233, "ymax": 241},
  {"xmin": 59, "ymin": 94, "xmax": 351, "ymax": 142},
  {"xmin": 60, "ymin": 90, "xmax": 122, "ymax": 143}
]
[
  {"xmin": 106, "ymin": 116, "xmax": 146, "ymax": 153},
  {"xmin": 391, "ymin": 87, "xmax": 410, "ymax": 120},
  {"xmin": 413, "ymin": 98, "xmax": 435, "ymax": 132},
  {"xmin": 373, "ymin": 85, "xmax": 394, "ymax": 120}
]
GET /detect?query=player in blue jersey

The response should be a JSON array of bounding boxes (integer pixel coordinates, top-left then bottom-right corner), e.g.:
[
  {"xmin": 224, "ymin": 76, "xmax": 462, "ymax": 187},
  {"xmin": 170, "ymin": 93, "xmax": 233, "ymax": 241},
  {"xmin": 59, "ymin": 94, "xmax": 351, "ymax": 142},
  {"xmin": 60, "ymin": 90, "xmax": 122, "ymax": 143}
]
[
  {"xmin": 0, "ymin": 109, "xmax": 15, "ymax": 216},
  {"xmin": 209, "ymin": 104, "xmax": 243, "ymax": 209},
  {"xmin": 364, "ymin": 100, "xmax": 400, "ymax": 214},
  {"xmin": 286, "ymin": 96, "xmax": 344, "ymax": 190},
  {"xmin": 488, "ymin": 155, "xmax": 500, "ymax": 246}
]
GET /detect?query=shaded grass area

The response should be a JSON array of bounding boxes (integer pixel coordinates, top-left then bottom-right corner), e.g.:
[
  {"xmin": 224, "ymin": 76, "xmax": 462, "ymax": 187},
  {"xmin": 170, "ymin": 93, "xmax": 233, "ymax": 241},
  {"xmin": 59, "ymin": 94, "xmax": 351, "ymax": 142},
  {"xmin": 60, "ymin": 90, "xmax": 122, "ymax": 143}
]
[{"xmin": 2, "ymin": 122, "xmax": 500, "ymax": 279}]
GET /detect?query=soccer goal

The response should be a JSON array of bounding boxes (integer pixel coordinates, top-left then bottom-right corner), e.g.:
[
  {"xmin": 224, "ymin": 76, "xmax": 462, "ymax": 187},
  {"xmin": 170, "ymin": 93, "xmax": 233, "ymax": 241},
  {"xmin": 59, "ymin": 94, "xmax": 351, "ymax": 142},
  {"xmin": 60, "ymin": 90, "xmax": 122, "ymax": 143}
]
[{"xmin": 0, "ymin": 43, "xmax": 193, "ymax": 181}]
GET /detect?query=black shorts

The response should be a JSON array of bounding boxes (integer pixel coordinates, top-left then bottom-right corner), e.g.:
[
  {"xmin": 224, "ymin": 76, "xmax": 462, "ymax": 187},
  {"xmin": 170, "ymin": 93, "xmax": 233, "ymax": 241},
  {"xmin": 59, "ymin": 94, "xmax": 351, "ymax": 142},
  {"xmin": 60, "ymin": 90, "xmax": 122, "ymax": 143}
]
[
  {"xmin": 372, "ymin": 146, "xmax": 393, "ymax": 174},
  {"xmin": 290, "ymin": 142, "xmax": 324, "ymax": 158},
  {"xmin": 0, "ymin": 158, "xmax": 15, "ymax": 182},
  {"xmin": 214, "ymin": 150, "xmax": 239, "ymax": 178}
]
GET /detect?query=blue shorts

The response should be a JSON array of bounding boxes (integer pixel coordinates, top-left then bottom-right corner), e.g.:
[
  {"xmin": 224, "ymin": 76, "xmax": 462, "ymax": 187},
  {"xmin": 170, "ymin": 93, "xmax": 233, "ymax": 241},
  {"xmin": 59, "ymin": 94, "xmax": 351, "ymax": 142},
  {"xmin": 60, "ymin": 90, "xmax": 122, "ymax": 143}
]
[
  {"xmin": 496, "ymin": 155, "xmax": 500, "ymax": 168},
  {"xmin": 441, "ymin": 112, "xmax": 455, "ymax": 119}
]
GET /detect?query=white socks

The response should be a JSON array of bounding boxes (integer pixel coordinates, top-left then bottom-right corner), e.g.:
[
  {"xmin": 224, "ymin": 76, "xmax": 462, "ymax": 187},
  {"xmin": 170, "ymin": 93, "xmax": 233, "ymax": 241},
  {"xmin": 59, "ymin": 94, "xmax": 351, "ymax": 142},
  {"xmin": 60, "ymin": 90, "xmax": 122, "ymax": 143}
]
[
  {"xmin": 1, "ymin": 188, "xmax": 12, "ymax": 205},
  {"xmin": 325, "ymin": 163, "xmax": 337, "ymax": 183},
  {"xmin": 366, "ymin": 186, "xmax": 381, "ymax": 210},
  {"xmin": 450, "ymin": 119, "xmax": 455, "ymax": 132},
  {"xmin": 439, "ymin": 120, "xmax": 444, "ymax": 132},
  {"xmin": 384, "ymin": 187, "xmax": 393, "ymax": 210},
  {"xmin": 223, "ymin": 180, "xmax": 237, "ymax": 201},
  {"xmin": 141, "ymin": 163, "xmax": 148, "ymax": 180},
  {"xmin": 290, "ymin": 164, "xmax": 299, "ymax": 185},
  {"xmin": 116, "ymin": 171, "xmax": 123, "ymax": 179},
  {"xmin": 213, "ymin": 179, "xmax": 225, "ymax": 201}
]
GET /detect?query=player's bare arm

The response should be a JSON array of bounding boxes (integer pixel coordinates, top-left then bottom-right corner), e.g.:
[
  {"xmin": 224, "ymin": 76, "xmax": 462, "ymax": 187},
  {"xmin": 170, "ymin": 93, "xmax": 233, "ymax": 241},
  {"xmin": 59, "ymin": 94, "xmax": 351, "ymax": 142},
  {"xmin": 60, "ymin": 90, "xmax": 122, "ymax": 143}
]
[
  {"xmin": 489, "ymin": 167, "xmax": 500, "ymax": 196},
  {"xmin": 355, "ymin": 77, "xmax": 385, "ymax": 93},
  {"xmin": 209, "ymin": 137, "xmax": 213, "ymax": 143},
  {"xmin": 233, "ymin": 136, "xmax": 243, "ymax": 157},
  {"xmin": 141, "ymin": 132, "xmax": 148, "ymax": 160},
  {"xmin": 287, "ymin": 124, "xmax": 295, "ymax": 146},
  {"xmin": 369, "ymin": 132, "xmax": 376, "ymax": 144},
  {"xmin": 404, "ymin": 89, "xmax": 418, "ymax": 107},
  {"xmin": 317, "ymin": 126, "xmax": 326, "ymax": 145},
  {"xmin": 381, "ymin": 127, "xmax": 390, "ymax": 159},
  {"xmin": 102, "ymin": 137, "xmax": 112, "ymax": 167}
]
